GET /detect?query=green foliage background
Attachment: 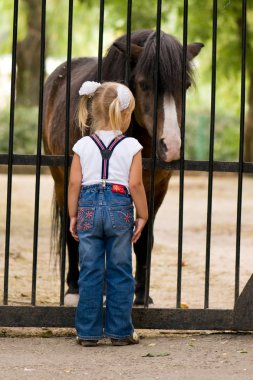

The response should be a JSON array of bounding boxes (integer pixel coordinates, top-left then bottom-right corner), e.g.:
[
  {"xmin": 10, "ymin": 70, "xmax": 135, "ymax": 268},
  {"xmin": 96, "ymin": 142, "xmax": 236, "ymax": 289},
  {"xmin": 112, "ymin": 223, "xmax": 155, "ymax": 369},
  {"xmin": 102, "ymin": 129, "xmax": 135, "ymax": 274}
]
[
  {"xmin": 0, "ymin": 107, "xmax": 38, "ymax": 154},
  {"xmin": 0, "ymin": 0, "xmax": 253, "ymax": 160}
]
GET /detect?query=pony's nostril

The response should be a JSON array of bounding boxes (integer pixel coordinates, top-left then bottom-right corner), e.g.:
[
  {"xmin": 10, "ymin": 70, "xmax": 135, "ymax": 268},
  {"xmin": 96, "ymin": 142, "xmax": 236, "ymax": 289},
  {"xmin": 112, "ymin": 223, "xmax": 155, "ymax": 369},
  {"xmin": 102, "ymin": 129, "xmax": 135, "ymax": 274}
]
[{"xmin": 159, "ymin": 138, "xmax": 168, "ymax": 152}]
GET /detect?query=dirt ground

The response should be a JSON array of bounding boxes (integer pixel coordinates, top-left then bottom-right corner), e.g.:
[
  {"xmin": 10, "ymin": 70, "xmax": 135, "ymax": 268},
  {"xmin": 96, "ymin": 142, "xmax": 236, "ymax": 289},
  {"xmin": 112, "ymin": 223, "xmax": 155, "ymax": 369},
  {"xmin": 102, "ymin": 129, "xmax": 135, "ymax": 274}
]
[
  {"xmin": 1, "ymin": 172, "xmax": 253, "ymax": 379},
  {"xmin": 0, "ymin": 330, "xmax": 253, "ymax": 380},
  {"xmin": 0, "ymin": 172, "xmax": 253, "ymax": 308}
]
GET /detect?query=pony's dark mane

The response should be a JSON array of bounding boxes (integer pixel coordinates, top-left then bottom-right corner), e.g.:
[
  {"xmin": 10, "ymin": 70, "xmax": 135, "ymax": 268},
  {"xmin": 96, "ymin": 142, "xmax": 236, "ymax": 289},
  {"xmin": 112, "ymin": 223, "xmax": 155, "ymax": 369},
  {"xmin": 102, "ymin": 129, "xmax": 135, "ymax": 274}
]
[
  {"xmin": 100, "ymin": 30, "xmax": 152, "ymax": 82},
  {"xmin": 101, "ymin": 29, "xmax": 194, "ymax": 95},
  {"xmin": 136, "ymin": 32, "xmax": 194, "ymax": 94}
]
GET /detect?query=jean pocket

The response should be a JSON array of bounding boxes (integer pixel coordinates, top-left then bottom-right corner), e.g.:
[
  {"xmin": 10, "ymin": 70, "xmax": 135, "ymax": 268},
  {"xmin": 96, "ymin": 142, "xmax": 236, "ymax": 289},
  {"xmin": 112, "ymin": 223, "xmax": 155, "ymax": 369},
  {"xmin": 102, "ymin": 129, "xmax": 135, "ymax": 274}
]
[
  {"xmin": 109, "ymin": 205, "xmax": 134, "ymax": 230},
  {"xmin": 77, "ymin": 207, "xmax": 95, "ymax": 232}
]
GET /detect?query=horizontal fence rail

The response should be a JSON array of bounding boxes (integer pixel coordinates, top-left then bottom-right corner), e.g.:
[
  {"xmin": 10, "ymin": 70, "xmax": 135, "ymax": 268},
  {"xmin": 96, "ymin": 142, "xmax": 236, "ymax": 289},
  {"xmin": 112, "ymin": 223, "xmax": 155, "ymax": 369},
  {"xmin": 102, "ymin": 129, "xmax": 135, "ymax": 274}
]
[{"xmin": 1, "ymin": 155, "xmax": 253, "ymax": 173}]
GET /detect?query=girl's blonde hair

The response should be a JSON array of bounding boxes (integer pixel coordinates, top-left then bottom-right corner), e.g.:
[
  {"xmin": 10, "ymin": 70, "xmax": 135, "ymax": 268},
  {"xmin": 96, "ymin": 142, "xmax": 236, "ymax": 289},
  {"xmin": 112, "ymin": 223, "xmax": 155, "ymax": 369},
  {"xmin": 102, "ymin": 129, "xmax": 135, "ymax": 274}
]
[{"xmin": 78, "ymin": 82, "xmax": 135, "ymax": 135}]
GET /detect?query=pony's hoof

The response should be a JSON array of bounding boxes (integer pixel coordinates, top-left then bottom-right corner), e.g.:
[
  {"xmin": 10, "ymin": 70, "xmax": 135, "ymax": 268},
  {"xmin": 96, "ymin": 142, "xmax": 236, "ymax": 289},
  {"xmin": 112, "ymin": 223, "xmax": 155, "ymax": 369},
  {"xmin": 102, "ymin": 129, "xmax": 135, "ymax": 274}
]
[
  {"xmin": 133, "ymin": 294, "xmax": 154, "ymax": 306},
  {"xmin": 64, "ymin": 291, "xmax": 79, "ymax": 306},
  {"xmin": 66, "ymin": 285, "xmax": 79, "ymax": 294}
]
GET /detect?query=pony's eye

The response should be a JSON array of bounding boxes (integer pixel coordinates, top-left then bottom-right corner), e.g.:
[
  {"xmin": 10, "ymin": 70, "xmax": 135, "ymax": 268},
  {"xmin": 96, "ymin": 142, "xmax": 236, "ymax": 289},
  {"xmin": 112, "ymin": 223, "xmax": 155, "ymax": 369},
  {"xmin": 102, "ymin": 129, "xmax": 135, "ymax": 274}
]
[
  {"xmin": 139, "ymin": 80, "xmax": 150, "ymax": 91},
  {"xmin": 186, "ymin": 81, "xmax": 191, "ymax": 89}
]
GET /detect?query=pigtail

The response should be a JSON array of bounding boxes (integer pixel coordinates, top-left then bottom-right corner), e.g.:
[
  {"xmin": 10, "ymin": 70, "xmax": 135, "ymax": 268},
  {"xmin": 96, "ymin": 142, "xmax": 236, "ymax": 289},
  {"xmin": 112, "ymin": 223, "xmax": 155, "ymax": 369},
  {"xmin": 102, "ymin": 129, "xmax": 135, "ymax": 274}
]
[
  {"xmin": 109, "ymin": 97, "xmax": 123, "ymax": 133},
  {"xmin": 78, "ymin": 81, "xmax": 102, "ymax": 135},
  {"xmin": 78, "ymin": 96, "xmax": 89, "ymax": 136},
  {"xmin": 77, "ymin": 81, "xmax": 134, "ymax": 134}
]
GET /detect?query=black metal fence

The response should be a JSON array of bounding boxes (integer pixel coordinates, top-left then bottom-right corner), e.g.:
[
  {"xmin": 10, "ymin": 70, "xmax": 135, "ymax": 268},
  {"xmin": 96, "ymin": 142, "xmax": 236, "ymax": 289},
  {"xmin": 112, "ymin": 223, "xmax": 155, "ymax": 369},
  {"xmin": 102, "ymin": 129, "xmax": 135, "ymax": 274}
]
[{"xmin": 0, "ymin": 0, "xmax": 253, "ymax": 330}]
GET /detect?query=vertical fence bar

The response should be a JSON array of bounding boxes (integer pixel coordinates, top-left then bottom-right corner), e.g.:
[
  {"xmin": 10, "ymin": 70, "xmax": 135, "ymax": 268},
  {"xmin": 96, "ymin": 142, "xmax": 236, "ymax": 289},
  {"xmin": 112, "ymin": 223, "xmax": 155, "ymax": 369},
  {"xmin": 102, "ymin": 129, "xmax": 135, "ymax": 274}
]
[
  {"xmin": 144, "ymin": 0, "xmax": 162, "ymax": 307},
  {"xmin": 176, "ymin": 0, "xmax": 188, "ymax": 308},
  {"xmin": 3, "ymin": 0, "xmax": 19, "ymax": 305},
  {"xmin": 125, "ymin": 0, "xmax": 133, "ymax": 136},
  {"xmin": 97, "ymin": 0, "xmax": 105, "ymax": 82},
  {"xmin": 204, "ymin": 0, "xmax": 218, "ymax": 309},
  {"xmin": 125, "ymin": 0, "xmax": 132, "ymax": 86},
  {"xmin": 31, "ymin": 0, "xmax": 47, "ymax": 306},
  {"xmin": 235, "ymin": 0, "xmax": 247, "ymax": 302},
  {"xmin": 60, "ymin": 0, "xmax": 73, "ymax": 305}
]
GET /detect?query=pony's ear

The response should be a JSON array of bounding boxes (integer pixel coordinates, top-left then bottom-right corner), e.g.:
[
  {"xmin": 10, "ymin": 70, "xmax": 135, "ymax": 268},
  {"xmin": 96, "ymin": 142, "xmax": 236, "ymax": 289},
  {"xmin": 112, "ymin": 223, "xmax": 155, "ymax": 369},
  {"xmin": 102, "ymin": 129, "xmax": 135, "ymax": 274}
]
[
  {"xmin": 187, "ymin": 42, "xmax": 204, "ymax": 60},
  {"xmin": 113, "ymin": 42, "xmax": 144, "ymax": 61}
]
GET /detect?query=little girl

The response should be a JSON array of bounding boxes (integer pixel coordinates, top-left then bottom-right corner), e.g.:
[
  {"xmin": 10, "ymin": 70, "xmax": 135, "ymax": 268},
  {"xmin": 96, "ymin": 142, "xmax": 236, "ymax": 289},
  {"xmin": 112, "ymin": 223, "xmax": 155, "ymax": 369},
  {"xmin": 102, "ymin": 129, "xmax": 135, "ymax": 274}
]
[{"xmin": 68, "ymin": 81, "xmax": 148, "ymax": 346}]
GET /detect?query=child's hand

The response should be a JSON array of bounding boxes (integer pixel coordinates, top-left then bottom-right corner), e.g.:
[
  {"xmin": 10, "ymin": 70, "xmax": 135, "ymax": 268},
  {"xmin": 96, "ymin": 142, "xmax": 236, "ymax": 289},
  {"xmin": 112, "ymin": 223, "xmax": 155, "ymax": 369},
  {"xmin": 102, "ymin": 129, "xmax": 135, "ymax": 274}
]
[
  {"xmin": 132, "ymin": 218, "xmax": 147, "ymax": 243},
  {"xmin": 69, "ymin": 216, "xmax": 79, "ymax": 242}
]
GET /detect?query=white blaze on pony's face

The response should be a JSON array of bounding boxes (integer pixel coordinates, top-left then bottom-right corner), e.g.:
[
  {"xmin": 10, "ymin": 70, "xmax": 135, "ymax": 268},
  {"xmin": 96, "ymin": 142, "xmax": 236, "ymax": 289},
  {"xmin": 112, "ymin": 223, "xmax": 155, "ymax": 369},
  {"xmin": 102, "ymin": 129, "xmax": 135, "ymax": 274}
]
[
  {"xmin": 133, "ymin": 82, "xmax": 182, "ymax": 163},
  {"xmin": 160, "ymin": 95, "xmax": 181, "ymax": 162}
]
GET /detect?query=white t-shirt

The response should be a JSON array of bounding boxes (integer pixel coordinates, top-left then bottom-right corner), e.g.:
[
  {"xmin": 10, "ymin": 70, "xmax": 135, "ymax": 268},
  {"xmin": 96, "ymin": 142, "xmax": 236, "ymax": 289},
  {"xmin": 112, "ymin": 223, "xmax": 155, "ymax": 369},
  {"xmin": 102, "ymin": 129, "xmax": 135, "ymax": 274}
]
[{"xmin": 72, "ymin": 130, "xmax": 143, "ymax": 187}]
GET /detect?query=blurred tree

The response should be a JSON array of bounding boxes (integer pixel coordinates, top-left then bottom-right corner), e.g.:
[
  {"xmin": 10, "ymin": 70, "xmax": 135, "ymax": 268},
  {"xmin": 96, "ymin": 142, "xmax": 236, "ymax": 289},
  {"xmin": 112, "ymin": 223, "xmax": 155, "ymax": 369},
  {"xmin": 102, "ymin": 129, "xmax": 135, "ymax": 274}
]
[
  {"xmin": 6, "ymin": 0, "xmax": 163, "ymax": 106},
  {"xmin": 2, "ymin": 0, "xmax": 253, "ymax": 159},
  {"xmin": 16, "ymin": 0, "xmax": 41, "ymax": 106},
  {"xmin": 174, "ymin": 0, "xmax": 253, "ymax": 161}
]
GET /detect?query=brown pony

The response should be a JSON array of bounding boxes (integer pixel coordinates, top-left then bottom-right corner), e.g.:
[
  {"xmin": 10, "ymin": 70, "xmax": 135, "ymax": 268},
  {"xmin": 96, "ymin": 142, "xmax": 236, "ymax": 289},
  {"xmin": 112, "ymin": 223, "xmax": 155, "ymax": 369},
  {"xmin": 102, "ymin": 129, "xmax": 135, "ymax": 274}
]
[{"xmin": 43, "ymin": 29, "xmax": 203, "ymax": 305}]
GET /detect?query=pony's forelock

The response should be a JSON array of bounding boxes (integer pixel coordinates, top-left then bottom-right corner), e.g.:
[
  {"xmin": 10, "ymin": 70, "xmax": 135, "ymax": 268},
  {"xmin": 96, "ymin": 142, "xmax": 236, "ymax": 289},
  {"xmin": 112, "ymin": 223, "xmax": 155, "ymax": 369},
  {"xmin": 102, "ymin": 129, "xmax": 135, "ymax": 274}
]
[{"xmin": 134, "ymin": 31, "xmax": 194, "ymax": 95}]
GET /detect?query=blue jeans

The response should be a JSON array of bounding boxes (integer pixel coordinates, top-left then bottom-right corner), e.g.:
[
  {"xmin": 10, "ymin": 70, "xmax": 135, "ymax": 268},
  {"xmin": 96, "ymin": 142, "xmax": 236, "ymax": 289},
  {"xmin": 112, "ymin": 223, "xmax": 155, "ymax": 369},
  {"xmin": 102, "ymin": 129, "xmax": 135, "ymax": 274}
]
[{"xmin": 75, "ymin": 183, "xmax": 135, "ymax": 340}]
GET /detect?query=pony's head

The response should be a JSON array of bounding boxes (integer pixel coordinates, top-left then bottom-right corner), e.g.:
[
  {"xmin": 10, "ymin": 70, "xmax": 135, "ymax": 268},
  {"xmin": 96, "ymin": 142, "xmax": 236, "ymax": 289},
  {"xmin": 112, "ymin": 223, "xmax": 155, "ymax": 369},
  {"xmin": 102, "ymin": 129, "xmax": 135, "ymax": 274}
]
[{"xmin": 106, "ymin": 30, "xmax": 203, "ymax": 162}]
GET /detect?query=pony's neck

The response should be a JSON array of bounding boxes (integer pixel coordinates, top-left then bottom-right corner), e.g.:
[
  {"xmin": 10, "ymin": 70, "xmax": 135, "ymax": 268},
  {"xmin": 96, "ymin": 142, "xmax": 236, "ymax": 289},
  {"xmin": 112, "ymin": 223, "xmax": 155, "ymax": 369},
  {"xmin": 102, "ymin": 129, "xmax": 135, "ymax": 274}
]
[{"xmin": 130, "ymin": 115, "xmax": 152, "ymax": 158}]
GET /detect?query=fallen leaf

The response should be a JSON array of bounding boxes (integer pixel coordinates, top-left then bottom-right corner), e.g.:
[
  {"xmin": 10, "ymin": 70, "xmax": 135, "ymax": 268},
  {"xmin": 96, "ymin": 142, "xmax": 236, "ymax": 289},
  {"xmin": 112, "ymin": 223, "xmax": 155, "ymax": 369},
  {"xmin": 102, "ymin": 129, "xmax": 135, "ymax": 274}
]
[
  {"xmin": 237, "ymin": 350, "xmax": 248, "ymax": 354},
  {"xmin": 41, "ymin": 329, "xmax": 53, "ymax": 338},
  {"xmin": 180, "ymin": 303, "xmax": 189, "ymax": 309},
  {"xmin": 0, "ymin": 329, "xmax": 7, "ymax": 337},
  {"xmin": 142, "ymin": 352, "xmax": 170, "ymax": 357}
]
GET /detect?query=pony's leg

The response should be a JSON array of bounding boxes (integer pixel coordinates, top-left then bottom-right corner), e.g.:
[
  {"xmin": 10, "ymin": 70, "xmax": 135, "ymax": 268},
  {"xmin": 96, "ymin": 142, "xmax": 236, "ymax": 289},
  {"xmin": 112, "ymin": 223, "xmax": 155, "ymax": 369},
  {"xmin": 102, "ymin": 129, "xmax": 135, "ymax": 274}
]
[
  {"xmin": 133, "ymin": 172, "xmax": 172, "ymax": 305},
  {"xmin": 133, "ymin": 223, "xmax": 154, "ymax": 305},
  {"xmin": 66, "ymin": 225, "xmax": 79, "ymax": 293},
  {"xmin": 64, "ymin": 227, "xmax": 80, "ymax": 306}
]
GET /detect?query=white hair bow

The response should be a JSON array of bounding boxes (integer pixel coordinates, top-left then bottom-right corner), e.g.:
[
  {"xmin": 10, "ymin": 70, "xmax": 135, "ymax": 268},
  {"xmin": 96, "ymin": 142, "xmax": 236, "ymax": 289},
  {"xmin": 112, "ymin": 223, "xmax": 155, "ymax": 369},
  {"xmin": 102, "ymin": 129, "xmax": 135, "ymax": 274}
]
[
  {"xmin": 79, "ymin": 81, "xmax": 101, "ymax": 96},
  {"xmin": 117, "ymin": 85, "xmax": 132, "ymax": 111}
]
